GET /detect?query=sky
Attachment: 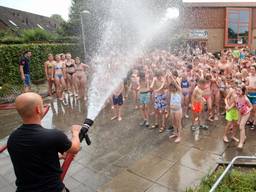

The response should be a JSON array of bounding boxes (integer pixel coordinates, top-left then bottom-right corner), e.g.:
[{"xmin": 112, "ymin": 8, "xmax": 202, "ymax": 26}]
[
  {"xmin": 1, "ymin": 0, "xmax": 256, "ymax": 21},
  {"xmin": 183, "ymin": 0, "xmax": 256, "ymax": 2},
  {"xmin": 0, "ymin": 0, "xmax": 72, "ymax": 21}
]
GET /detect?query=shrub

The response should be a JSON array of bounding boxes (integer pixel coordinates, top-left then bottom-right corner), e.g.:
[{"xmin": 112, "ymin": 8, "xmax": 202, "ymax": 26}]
[
  {"xmin": 0, "ymin": 35, "xmax": 25, "ymax": 44},
  {"xmin": 20, "ymin": 28, "xmax": 57, "ymax": 43},
  {"xmin": 0, "ymin": 29, "xmax": 81, "ymax": 44},
  {"xmin": 0, "ymin": 43, "xmax": 81, "ymax": 85}
]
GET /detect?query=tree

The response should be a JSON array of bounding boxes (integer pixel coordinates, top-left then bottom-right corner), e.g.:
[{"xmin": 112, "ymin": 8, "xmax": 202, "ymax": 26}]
[
  {"xmin": 50, "ymin": 14, "xmax": 65, "ymax": 24},
  {"xmin": 61, "ymin": 0, "xmax": 111, "ymax": 54}
]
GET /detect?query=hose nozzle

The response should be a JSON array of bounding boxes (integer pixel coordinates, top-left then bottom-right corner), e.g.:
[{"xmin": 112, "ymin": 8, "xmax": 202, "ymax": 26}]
[{"xmin": 79, "ymin": 118, "xmax": 94, "ymax": 145}]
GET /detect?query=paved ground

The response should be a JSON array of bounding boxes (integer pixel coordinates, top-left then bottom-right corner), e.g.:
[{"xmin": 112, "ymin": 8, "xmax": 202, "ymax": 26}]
[{"xmin": 1, "ymin": 92, "xmax": 256, "ymax": 192}]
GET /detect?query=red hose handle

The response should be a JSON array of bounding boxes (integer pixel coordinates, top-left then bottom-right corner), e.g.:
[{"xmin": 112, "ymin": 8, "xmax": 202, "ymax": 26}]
[
  {"xmin": 0, "ymin": 145, "xmax": 7, "ymax": 153},
  {"xmin": 60, "ymin": 153, "xmax": 75, "ymax": 181},
  {"xmin": 0, "ymin": 105, "xmax": 50, "ymax": 153}
]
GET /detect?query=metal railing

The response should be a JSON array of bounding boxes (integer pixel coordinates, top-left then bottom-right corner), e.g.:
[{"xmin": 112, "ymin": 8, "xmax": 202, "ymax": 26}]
[{"xmin": 209, "ymin": 155, "xmax": 256, "ymax": 192}]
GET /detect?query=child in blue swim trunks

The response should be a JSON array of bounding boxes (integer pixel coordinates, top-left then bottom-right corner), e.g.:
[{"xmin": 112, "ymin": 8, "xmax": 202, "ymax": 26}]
[
  {"xmin": 138, "ymin": 72, "xmax": 150, "ymax": 127},
  {"xmin": 111, "ymin": 83, "xmax": 124, "ymax": 121},
  {"xmin": 246, "ymin": 65, "xmax": 256, "ymax": 129},
  {"xmin": 150, "ymin": 71, "xmax": 167, "ymax": 132}
]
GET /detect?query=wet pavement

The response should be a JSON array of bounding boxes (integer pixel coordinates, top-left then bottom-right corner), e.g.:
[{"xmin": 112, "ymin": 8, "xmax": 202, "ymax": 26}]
[{"xmin": 1, "ymin": 92, "xmax": 256, "ymax": 192}]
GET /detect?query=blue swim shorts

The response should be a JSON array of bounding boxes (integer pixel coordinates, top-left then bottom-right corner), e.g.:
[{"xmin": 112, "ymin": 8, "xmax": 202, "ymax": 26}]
[
  {"xmin": 247, "ymin": 92, "xmax": 256, "ymax": 105},
  {"xmin": 113, "ymin": 94, "xmax": 123, "ymax": 106},
  {"xmin": 139, "ymin": 92, "xmax": 150, "ymax": 105}
]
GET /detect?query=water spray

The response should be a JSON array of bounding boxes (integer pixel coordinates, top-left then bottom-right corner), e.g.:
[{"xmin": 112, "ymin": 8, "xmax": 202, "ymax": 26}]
[{"xmin": 86, "ymin": 2, "xmax": 180, "ymax": 122}]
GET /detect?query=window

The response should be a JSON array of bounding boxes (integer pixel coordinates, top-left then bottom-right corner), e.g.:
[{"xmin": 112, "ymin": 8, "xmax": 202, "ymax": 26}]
[{"xmin": 225, "ymin": 8, "xmax": 252, "ymax": 47}]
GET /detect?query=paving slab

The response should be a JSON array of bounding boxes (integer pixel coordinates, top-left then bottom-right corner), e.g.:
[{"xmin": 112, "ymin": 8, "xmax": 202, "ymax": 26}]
[
  {"xmin": 72, "ymin": 166, "xmax": 110, "ymax": 191},
  {"xmin": 70, "ymin": 183, "xmax": 95, "ymax": 192},
  {"xmin": 178, "ymin": 147, "xmax": 219, "ymax": 174},
  {"xmin": 156, "ymin": 163, "xmax": 205, "ymax": 192},
  {"xmin": 193, "ymin": 136, "xmax": 228, "ymax": 156},
  {"xmin": 149, "ymin": 142, "xmax": 191, "ymax": 163},
  {"xmin": 128, "ymin": 154, "xmax": 175, "ymax": 181},
  {"xmin": 98, "ymin": 170, "xmax": 153, "ymax": 192},
  {"xmin": 145, "ymin": 184, "xmax": 174, "ymax": 192},
  {"xmin": 0, "ymin": 185, "xmax": 15, "ymax": 192},
  {"xmin": 64, "ymin": 176, "xmax": 83, "ymax": 191}
]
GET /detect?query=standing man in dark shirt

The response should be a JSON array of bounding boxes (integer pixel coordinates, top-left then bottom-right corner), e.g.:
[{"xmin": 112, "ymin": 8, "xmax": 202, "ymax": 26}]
[
  {"xmin": 19, "ymin": 51, "xmax": 32, "ymax": 92},
  {"xmin": 7, "ymin": 92, "xmax": 81, "ymax": 192}
]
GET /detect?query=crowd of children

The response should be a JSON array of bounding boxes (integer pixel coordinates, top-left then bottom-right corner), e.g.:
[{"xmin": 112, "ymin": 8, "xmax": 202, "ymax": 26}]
[
  {"xmin": 44, "ymin": 47, "xmax": 256, "ymax": 148},
  {"xmin": 112, "ymin": 46, "xmax": 256, "ymax": 147}
]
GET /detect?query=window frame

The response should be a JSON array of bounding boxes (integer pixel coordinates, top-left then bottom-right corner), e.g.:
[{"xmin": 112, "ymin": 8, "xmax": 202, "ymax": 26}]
[{"xmin": 225, "ymin": 8, "xmax": 252, "ymax": 48}]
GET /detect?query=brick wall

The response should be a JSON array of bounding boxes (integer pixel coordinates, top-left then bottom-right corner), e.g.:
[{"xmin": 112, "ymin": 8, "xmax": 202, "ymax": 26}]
[{"xmin": 182, "ymin": 7, "xmax": 225, "ymax": 29}]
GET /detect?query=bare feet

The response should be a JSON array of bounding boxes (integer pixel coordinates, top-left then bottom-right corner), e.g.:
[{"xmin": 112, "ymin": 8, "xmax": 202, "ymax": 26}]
[
  {"xmin": 169, "ymin": 134, "xmax": 177, "ymax": 139},
  {"xmin": 237, "ymin": 143, "xmax": 243, "ymax": 149},
  {"xmin": 208, "ymin": 116, "xmax": 214, "ymax": 122},
  {"xmin": 118, "ymin": 117, "xmax": 122, "ymax": 121},
  {"xmin": 223, "ymin": 136, "xmax": 229, "ymax": 143},
  {"xmin": 174, "ymin": 137, "xmax": 181, "ymax": 143},
  {"xmin": 111, "ymin": 116, "xmax": 117, "ymax": 120},
  {"xmin": 231, "ymin": 136, "xmax": 239, "ymax": 143},
  {"xmin": 159, "ymin": 127, "xmax": 165, "ymax": 133}
]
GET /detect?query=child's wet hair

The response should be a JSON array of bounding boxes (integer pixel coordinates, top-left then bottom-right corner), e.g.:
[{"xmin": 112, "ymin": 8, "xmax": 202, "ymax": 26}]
[{"xmin": 198, "ymin": 78, "xmax": 206, "ymax": 85}]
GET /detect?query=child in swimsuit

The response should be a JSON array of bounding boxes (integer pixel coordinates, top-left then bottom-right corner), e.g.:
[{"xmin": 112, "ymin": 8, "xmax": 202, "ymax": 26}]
[
  {"xmin": 44, "ymin": 53, "xmax": 56, "ymax": 96},
  {"xmin": 168, "ymin": 73, "xmax": 182, "ymax": 143},
  {"xmin": 130, "ymin": 69, "xmax": 140, "ymax": 109},
  {"xmin": 204, "ymin": 74, "xmax": 213, "ymax": 121},
  {"xmin": 75, "ymin": 57, "xmax": 89, "ymax": 100},
  {"xmin": 223, "ymin": 85, "xmax": 239, "ymax": 143},
  {"xmin": 65, "ymin": 53, "xmax": 76, "ymax": 96},
  {"xmin": 211, "ymin": 70, "xmax": 221, "ymax": 120},
  {"xmin": 181, "ymin": 73, "xmax": 190, "ymax": 118},
  {"xmin": 111, "ymin": 83, "xmax": 124, "ymax": 121},
  {"xmin": 54, "ymin": 54, "xmax": 66, "ymax": 100},
  {"xmin": 138, "ymin": 71, "xmax": 150, "ymax": 127},
  {"xmin": 191, "ymin": 78, "xmax": 206, "ymax": 131},
  {"xmin": 236, "ymin": 86, "xmax": 252, "ymax": 149},
  {"xmin": 150, "ymin": 70, "xmax": 167, "ymax": 132},
  {"xmin": 246, "ymin": 65, "xmax": 256, "ymax": 129}
]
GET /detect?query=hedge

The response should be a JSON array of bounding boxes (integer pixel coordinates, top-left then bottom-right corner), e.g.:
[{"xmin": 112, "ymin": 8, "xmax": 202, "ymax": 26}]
[{"xmin": 0, "ymin": 43, "xmax": 81, "ymax": 85}]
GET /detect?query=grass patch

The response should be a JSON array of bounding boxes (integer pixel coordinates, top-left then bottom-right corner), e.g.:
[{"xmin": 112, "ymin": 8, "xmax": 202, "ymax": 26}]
[{"xmin": 187, "ymin": 167, "xmax": 256, "ymax": 192}]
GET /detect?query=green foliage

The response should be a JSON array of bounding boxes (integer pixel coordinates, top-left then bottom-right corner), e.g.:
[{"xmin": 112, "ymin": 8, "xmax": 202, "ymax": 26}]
[
  {"xmin": 50, "ymin": 14, "xmax": 65, "ymax": 24},
  {"xmin": 20, "ymin": 28, "xmax": 57, "ymax": 43},
  {"xmin": 0, "ymin": 28, "xmax": 78, "ymax": 44},
  {"xmin": 0, "ymin": 35, "xmax": 25, "ymax": 44},
  {"xmin": 0, "ymin": 43, "xmax": 81, "ymax": 85},
  {"xmin": 188, "ymin": 167, "xmax": 256, "ymax": 192}
]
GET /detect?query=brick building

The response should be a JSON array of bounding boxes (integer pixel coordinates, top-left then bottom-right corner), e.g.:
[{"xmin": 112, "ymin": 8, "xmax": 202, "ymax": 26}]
[
  {"xmin": 0, "ymin": 6, "xmax": 61, "ymax": 32},
  {"xmin": 181, "ymin": 1, "xmax": 256, "ymax": 52}
]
